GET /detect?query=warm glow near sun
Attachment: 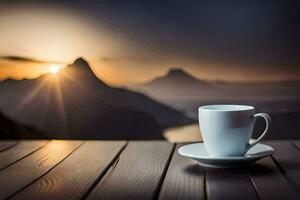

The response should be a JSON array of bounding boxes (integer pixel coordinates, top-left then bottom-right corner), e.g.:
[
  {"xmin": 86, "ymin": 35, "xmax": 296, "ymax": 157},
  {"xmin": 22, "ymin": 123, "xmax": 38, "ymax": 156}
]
[{"xmin": 49, "ymin": 65, "xmax": 60, "ymax": 74}]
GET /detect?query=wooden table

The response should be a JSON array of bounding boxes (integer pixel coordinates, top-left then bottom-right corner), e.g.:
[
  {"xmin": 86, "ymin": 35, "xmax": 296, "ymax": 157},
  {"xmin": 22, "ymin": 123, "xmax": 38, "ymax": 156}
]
[{"xmin": 0, "ymin": 140, "xmax": 299, "ymax": 200}]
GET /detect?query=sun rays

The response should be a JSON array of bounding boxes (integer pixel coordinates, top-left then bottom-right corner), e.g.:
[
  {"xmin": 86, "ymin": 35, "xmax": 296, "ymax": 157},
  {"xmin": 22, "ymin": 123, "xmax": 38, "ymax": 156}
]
[
  {"xmin": 10, "ymin": 69, "xmax": 71, "ymax": 137},
  {"xmin": 52, "ymin": 75, "xmax": 69, "ymax": 137},
  {"xmin": 11, "ymin": 77, "xmax": 50, "ymax": 115},
  {"xmin": 7, "ymin": 61, "xmax": 96, "ymax": 138}
]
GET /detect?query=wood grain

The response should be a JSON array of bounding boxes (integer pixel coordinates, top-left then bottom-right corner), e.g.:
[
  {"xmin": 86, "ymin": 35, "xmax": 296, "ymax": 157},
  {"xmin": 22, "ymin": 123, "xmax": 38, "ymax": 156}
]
[
  {"xmin": 265, "ymin": 141, "xmax": 300, "ymax": 191},
  {"xmin": 0, "ymin": 140, "xmax": 298, "ymax": 199},
  {"xmin": 250, "ymin": 156, "xmax": 300, "ymax": 199},
  {"xmin": 0, "ymin": 140, "xmax": 82, "ymax": 199},
  {"xmin": 0, "ymin": 141, "xmax": 18, "ymax": 152},
  {"xmin": 10, "ymin": 141, "xmax": 126, "ymax": 200},
  {"xmin": 206, "ymin": 168, "xmax": 258, "ymax": 200},
  {"xmin": 0, "ymin": 140, "xmax": 48, "ymax": 170},
  {"xmin": 159, "ymin": 144, "xmax": 205, "ymax": 200},
  {"xmin": 87, "ymin": 141, "xmax": 174, "ymax": 200}
]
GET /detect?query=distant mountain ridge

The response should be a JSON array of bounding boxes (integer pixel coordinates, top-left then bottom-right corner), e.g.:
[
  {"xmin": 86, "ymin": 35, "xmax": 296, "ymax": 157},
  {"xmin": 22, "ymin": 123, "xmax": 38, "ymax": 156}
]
[
  {"xmin": 133, "ymin": 67, "xmax": 300, "ymax": 101},
  {"xmin": 0, "ymin": 58, "xmax": 193, "ymax": 139},
  {"xmin": 134, "ymin": 67, "xmax": 217, "ymax": 100},
  {"xmin": 143, "ymin": 68, "xmax": 208, "ymax": 88},
  {"xmin": 144, "ymin": 67, "xmax": 300, "ymax": 85}
]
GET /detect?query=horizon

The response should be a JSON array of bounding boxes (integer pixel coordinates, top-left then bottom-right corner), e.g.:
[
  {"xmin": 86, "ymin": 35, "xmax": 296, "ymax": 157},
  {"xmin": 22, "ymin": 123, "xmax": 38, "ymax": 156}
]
[
  {"xmin": 0, "ymin": 1, "xmax": 300, "ymax": 86},
  {"xmin": 1, "ymin": 56, "xmax": 300, "ymax": 86}
]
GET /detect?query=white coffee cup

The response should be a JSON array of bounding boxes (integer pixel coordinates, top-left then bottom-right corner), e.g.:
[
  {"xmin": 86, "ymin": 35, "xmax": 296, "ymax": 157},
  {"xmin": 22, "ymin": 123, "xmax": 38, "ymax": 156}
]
[{"xmin": 198, "ymin": 105, "xmax": 271, "ymax": 157}]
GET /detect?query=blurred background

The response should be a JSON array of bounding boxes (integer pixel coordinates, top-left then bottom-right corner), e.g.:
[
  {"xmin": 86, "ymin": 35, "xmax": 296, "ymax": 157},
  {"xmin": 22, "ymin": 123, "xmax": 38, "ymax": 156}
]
[{"xmin": 0, "ymin": 0, "xmax": 299, "ymax": 141}]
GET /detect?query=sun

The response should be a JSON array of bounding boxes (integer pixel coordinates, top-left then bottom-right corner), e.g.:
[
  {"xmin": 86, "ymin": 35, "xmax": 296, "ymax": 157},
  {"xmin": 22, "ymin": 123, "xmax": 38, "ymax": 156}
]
[{"xmin": 49, "ymin": 65, "xmax": 60, "ymax": 74}]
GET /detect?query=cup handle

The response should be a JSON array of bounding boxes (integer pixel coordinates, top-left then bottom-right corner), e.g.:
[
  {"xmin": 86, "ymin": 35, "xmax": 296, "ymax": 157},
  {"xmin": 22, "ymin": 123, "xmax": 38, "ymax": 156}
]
[{"xmin": 247, "ymin": 113, "xmax": 271, "ymax": 150}]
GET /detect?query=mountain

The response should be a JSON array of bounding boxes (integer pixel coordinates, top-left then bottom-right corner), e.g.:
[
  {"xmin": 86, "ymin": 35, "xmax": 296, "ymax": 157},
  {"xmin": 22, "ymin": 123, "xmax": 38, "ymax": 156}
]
[
  {"xmin": 144, "ymin": 68, "xmax": 207, "ymax": 87},
  {"xmin": 0, "ymin": 110, "xmax": 46, "ymax": 139},
  {"xmin": 133, "ymin": 68, "xmax": 221, "ymax": 100},
  {"xmin": 133, "ymin": 67, "xmax": 300, "ymax": 101},
  {"xmin": 0, "ymin": 58, "xmax": 192, "ymax": 139}
]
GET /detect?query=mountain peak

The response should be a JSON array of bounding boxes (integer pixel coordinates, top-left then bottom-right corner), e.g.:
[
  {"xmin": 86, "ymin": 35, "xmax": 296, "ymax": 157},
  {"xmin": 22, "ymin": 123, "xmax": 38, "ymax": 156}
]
[
  {"xmin": 168, "ymin": 68, "xmax": 189, "ymax": 76},
  {"xmin": 62, "ymin": 57, "xmax": 107, "ymax": 85},
  {"xmin": 73, "ymin": 57, "xmax": 89, "ymax": 66},
  {"xmin": 69, "ymin": 57, "xmax": 93, "ymax": 73},
  {"xmin": 141, "ymin": 66, "xmax": 206, "ymax": 87},
  {"xmin": 166, "ymin": 67, "xmax": 198, "ymax": 80}
]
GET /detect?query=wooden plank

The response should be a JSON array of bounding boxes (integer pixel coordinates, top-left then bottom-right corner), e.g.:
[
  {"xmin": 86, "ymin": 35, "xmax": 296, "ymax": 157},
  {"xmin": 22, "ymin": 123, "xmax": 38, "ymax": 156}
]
[
  {"xmin": 265, "ymin": 141, "xmax": 300, "ymax": 191},
  {"xmin": 250, "ymin": 157, "xmax": 300, "ymax": 199},
  {"xmin": 0, "ymin": 141, "xmax": 18, "ymax": 152},
  {"xmin": 206, "ymin": 168, "xmax": 258, "ymax": 200},
  {"xmin": 0, "ymin": 140, "xmax": 82, "ymax": 199},
  {"xmin": 159, "ymin": 144, "xmax": 205, "ymax": 200},
  {"xmin": 0, "ymin": 140, "xmax": 48, "ymax": 170},
  {"xmin": 10, "ymin": 141, "xmax": 126, "ymax": 200},
  {"xmin": 87, "ymin": 141, "xmax": 174, "ymax": 200}
]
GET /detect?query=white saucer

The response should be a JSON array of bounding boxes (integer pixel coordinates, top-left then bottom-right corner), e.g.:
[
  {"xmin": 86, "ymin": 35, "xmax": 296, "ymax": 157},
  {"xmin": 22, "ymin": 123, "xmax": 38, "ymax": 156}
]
[{"xmin": 178, "ymin": 143, "xmax": 274, "ymax": 168}]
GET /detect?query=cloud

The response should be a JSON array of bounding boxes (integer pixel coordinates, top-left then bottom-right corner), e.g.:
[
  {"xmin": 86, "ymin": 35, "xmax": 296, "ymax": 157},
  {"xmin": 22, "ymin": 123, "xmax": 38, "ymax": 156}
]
[{"xmin": 0, "ymin": 56, "xmax": 63, "ymax": 64}]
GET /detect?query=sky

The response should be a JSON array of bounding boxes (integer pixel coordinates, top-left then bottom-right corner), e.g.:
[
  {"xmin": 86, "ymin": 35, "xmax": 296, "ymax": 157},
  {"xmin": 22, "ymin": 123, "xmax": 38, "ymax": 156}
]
[{"xmin": 0, "ymin": 0, "xmax": 299, "ymax": 86}]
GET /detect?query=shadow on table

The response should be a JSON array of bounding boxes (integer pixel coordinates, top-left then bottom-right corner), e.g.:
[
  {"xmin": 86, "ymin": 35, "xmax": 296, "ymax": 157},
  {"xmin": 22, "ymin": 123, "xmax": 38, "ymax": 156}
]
[{"xmin": 183, "ymin": 162, "xmax": 276, "ymax": 175}]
